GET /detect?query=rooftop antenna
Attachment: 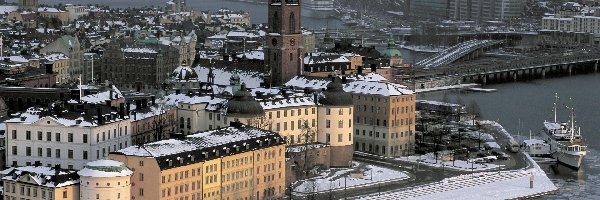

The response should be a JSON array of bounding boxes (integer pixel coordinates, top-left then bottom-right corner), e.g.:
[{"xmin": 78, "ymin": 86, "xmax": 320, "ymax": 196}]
[{"xmin": 79, "ymin": 74, "xmax": 83, "ymax": 101}]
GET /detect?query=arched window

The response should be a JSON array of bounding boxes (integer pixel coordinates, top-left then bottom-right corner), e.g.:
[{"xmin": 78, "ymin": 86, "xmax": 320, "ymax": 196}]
[
  {"xmin": 289, "ymin": 12, "xmax": 296, "ymax": 33},
  {"xmin": 179, "ymin": 117, "xmax": 184, "ymax": 129}
]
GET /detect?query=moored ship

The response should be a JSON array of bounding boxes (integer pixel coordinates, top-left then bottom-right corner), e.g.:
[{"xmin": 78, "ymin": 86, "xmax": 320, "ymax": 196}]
[{"xmin": 541, "ymin": 95, "xmax": 587, "ymax": 169}]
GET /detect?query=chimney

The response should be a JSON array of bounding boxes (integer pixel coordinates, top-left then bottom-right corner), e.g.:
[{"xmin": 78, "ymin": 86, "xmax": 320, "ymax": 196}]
[
  {"xmin": 126, "ymin": 102, "xmax": 131, "ymax": 112},
  {"xmin": 109, "ymin": 89, "xmax": 114, "ymax": 100},
  {"xmin": 371, "ymin": 64, "xmax": 377, "ymax": 73},
  {"xmin": 105, "ymin": 100, "xmax": 111, "ymax": 107},
  {"xmin": 135, "ymin": 100, "xmax": 142, "ymax": 110},
  {"xmin": 34, "ymin": 161, "xmax": 41, "ymax": 166},
  {"xmin": 230, "ymin": 121, "xmax": 243, "ymax": 127},
  {"xmin": 342, "ymin": 76, "xmax": 348, "ymax": 83},
  {"xmin": 151, "ymin": 96, "xmax": 156, "ymax": 105},
  {"xmin": 97, "ymin": 108, "xmax": 103, "ymax": 125},
  {"xmin": 141, "ymin": 99, "xmax": 148, "ymax": 108},
  {"xmin": 75, "ymin": 119, "xmax": 82, "ymax": 124},
  {"xmin": 175, "ymin": 89, "xmax": 181, "ymax": 95},
  {"xmin": 132, "ymin": 111, "xmax": 137, "ymax": 120},
  {"xmin": 358, "ymin": 66, "xmax": 363, "ymax": 74},
  {"xmin": 45, "ymin": 63, "xmax": 53, "ymax": 74},
  {"xmin": 119, "ymin": 103, "xmax": 125, "ymax": 119}
]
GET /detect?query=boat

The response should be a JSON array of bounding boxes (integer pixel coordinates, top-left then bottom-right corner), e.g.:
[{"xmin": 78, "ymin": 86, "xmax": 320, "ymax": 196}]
[
  {"xmin": 302, "ymin": 0, "xmax": 335, "ymax": 18},
  {"xmin": 541, "ymin": 95, "xmax": 587, "ymax": 169}
]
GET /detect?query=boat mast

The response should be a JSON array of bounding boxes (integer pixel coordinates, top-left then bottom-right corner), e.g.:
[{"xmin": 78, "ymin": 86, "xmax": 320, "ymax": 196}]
[{"xmin": 553, "ymin": 93, "xmax": 558, "ymax": 123}]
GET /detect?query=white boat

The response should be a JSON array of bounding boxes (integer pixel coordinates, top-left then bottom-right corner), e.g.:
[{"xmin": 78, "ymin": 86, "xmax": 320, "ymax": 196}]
[
  {"xmin": 541, "ymin": 95, "xmax": 587, "ymax": 169},
  {"xmin": 302, "ymin": 0, "xmax": 334, "ymax": 18}
]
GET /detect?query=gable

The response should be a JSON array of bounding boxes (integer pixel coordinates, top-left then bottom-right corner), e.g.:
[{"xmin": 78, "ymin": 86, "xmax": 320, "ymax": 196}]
[{"xmin": 32, "ymin": 116, "xmax": 64, "ymax": 126}]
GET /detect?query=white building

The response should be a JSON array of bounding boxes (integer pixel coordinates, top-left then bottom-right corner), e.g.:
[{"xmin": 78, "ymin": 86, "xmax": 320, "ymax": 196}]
[{"xmin": 5, "ymin": 107, "xmax": 132, "ymax": 170}]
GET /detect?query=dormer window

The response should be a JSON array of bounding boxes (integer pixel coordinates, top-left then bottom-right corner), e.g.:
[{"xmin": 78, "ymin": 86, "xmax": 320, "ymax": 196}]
[{"xmin": 168, "ymin": 160, "xmax": 173, "ymax": 166}]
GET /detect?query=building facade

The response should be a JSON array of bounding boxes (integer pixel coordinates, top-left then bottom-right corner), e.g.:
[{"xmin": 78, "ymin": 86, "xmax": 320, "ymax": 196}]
[
  {"xmin": 100, "ymin": 41, "xmax": 179, "ymax": 91},
  {"xmin": 77, "ymin": 160, "xmax": 133, "ymax": 200},
  {"xmin": 18, "ymin": 0, "xmax": 38, "ymax": 11},
  {"xmin": 2, "ymin": 166, "xmax": 79, "ymax": 200},
  {"xmin": 264, "ymin": 0, "xmax": 305, "ymax": 86},
  {"xmin": 5, "ymin": 107, "xmax": 132, "ymax": 170},
  {"xmin": 109, "ymin": 124, "xmax": 286, "ymax": 200},
  {"xmin": 40, "ymin": 36, "xmax": 83, "ymax": 83},
  {"xmin": 449, "ymin": 0, "xmax": 524, "ymax": 22},
  {"xmin": 345, "ymin": 81, "xmax": 416, "ymax": 157}
]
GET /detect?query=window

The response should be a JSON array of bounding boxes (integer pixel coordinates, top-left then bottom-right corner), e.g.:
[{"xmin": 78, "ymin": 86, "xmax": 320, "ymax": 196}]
[
  {"xmin": 38, "ymin": 147, "xmax": 42, "ymax": 156},
  {"xmin": 83, "ymin": 134, "xmax": 88, "ymax": 143},
  {"xmin": 140, "ymin": 188, "xmax": 144, "ymax": 196},
  {"xmin": 55, "ymin": 149, "xmax": 61, "ymax": 158},
  {"xmin": 338, "ymin": 134, "xmax": 343, "ymax": 142},
  {"xmin": 68, "ymin": 149, "xmax": 73, "ymax": 159},
  {"xmin": 63, "ymin": 191, "xmax": 67, "ymax": 198},
  {"xmin": 37, "ymin": 131, "xmax": 42, "ymax": 140},
  {"xmin": 326, "ymin": 120, "xmax": 331, "ymax": 128},
  {"xmin": 46, "ymin": 132, "xmax": 51, "ymax": 141},
  {"xmin": 26, "ymin": 131, "xmax": 31, "ymax": 140},
  {"xmin": 11, "ymin": 130, "xmax": 16, "ymax": 139},
  {"xmin": 289, "ymin": 12, "xmax": 296, "ymax": 33},
  {"xmin": 11, "ymin": 146, "xmax": 17, "ymax": 155},
  {"xmin": 338, "ymin": 120, "xmax": 343, "ymax": 128},
  {"xmin": 83, "ymin": 151, "xmax": 88, "ymax": 160},
  {"xmin": 326, "ymin": 133, "xmax": 330, "ymax": 143},
  {"xmin": 47, "ymin": 148, "xmax": 51, "ymax": 157},
  {"xmin": 326, "ymin": 108, "xmax": 331, "ymax": 115},
  {"xmin": 26, "ymin": 147, "xmax": 31, "ymax": 156},
  {"xmin": 68, "ymin": 133, "xmax": 73, "ymax": 142},
  {"xmin": 55, "ymin": 132, "xmax": 60, "ymax": 142},
  {"xmin": 140, "ymin": 173, "xmax": 144, "ymax": 181}
]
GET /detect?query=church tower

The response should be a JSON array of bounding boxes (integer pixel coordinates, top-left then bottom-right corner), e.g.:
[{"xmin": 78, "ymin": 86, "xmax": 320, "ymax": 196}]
[{"xmin": 264, "ymin": 0, "xmax": 304, "ymax": 86}]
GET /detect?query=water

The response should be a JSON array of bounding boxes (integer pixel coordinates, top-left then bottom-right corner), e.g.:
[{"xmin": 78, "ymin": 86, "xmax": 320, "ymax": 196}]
[
  {"xmin": 419, "ymin": 73, "xmax": 600, "ymax": 199},
  {"xmin": 11, "ymin": 0, "xmax": 343, "ymax": 29}
]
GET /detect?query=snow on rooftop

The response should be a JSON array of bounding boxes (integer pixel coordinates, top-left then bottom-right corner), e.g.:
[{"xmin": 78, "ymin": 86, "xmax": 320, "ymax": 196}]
[
  {"xmin": 259, "ymin": 96, "xmax": 315, "ymax": 110},
  {"xmin": 44, "ymin": 53, "xmax": 69, "ymax": 62},
  {"xmin": 118, "ymin": 126, "xmax": 277, "ymax": 158},
  {"xmin": 1, "ymin": 166, "xmax": 78, "ymax": 188},
  {"xmin": 344, "ymin": 80, "xmax": 414, "ymax": 96},
  {"xmin": 121, "ymin": 47, "xmax": 158, "ymax": 54},
  {"xmin": 78, "ymin": 160, "xmax": 133, "ymax": 178},
  {"xmin": 158, "ymin": 93, "xmax": 226, "ymax": 109},
  {"xmin": 195, "ymin": 66, "xmax": 263, "ymax": 88},
  {"xmin": 0, "ymin": 6, "xmax": 18, "ymax": 15},
  {"xmin": 80, "ymin": 85, "xmax": 123, "ymax": 104}
]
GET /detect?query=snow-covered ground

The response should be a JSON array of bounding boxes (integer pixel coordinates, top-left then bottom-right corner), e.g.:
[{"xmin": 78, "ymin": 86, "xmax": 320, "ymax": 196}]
[
  {"xmin": 415, "ymin": 83, "xmax": 479, "ymax": 93},
  {"xmin": 293, "ymin": 162, "xmax": 409, "ymax": 195},
  {"xmin": 361, "ymin": 164, "xmax": 557, "ymax": 199},
  {"xmin": 397, "ymin": 153, "xmax": 502, "ymax": 172}
]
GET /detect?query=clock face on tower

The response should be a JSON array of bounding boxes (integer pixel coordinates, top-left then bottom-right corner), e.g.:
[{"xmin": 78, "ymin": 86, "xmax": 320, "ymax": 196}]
[
  {"xmin": 290, "ymin": 38, "xmax": 296, "ymax": 46},
  {"xmin": 271, "ymin": 38, "xmax": 278, "ymax": 47}
]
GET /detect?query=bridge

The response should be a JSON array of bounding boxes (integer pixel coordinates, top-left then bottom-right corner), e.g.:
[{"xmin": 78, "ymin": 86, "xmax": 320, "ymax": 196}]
[
  {"xmin": 414, "ymin": 49, "xmax": 600, "ymax": 85},
  {"xmin": 416, "ymin": 40, "xmax": 504, "ymax": 69}
]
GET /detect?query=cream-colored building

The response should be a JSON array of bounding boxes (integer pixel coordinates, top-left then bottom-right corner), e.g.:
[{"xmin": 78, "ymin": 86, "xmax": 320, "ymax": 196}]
[
  {"xmin": 2, "ymin": 166, "xmax": 79, "ymax": 200},
  {"xmin": 286, "ymin": 76, "xmax": 417, "ymax": 157},
  {"xmin": 5, "ymin": 106, "xmax": 132, "ymax": 170},
  {"xmin": 160, "ymin": 31, "xmax": 198, "ymax": 65},
  {"xmin": 109, "ymin": 124, "xmax": 286, "ymax": 200},
  {"xmin": 43, "ymin": 53, "xmax": 70, "ymax": 84},
  {"xmin": 38, "ymin": 7, "xmax": 69, "ymax": 24},
  {"xmin": 78, "ymin": 160, "xmax": 132, "ymax": 200}
]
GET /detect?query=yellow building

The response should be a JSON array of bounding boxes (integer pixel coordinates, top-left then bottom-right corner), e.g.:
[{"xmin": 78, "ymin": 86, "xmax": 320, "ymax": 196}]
[
  {"xmin": 109, "ymin": 123, "xmax": 286, "ymax": 200},
  {"xmin": 43, "ymin": 53, "xmax": 70, "ymax": 84},
  {"xmin": 2, "ymin": 166, "xmax": 79, "ymax": 200},
  {"xmin": 78, "ymin": 160, "xmax": 132, "ymax": 200}
]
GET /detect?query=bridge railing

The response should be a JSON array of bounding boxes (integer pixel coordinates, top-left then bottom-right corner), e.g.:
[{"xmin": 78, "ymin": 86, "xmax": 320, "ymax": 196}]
[{"xmin": 440, "ymin": 53, "xmax": 600, "ymax": 76}]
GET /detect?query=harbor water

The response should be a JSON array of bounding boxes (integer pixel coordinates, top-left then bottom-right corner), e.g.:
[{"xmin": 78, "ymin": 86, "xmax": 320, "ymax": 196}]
[{"xmin": 419, "ymin": 73, "xmax": 600, "ymax": 199}]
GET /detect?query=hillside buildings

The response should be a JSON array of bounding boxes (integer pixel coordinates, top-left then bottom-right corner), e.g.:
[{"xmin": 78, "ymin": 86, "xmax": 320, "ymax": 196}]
[{"xmin": 407, "ymin": 0, "xmax": 525, "ymax": 22}]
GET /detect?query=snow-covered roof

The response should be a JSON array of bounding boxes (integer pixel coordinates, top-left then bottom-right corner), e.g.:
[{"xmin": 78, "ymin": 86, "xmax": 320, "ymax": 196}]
[
  {"xmin": 158, "ymin": 94, "xmax": 225, "ymax": 110},
  {"xmin": 1, "ymin": 166, "xmax": 78, "ymax": 188},
  {"xmin": 0, "ymin": 6, "xmax": 18, "ymax": 15},
  {"xmin": 194, "ymin": 66, "xmax": 263, "ymax": 88},
  {"xmin": 44, "ymin": 53, "xmax": 69, "ymax": 62},
  {"xmin": 258, "ymin": 96, "xmax": 315, "ymax": 110},
  {"xmin": 116, "ymin": 125, "xmax": 283, "ymax": 159},
  {"xmin": 121, "ymin": 47, "xmax": 158, "ymax": 54},
  {"xmin": 78, "ymin": 160, "xmax": 133, "ymax": 178},
  {"xmin": 80, "ymin": 85, "xmax": 123, "ymax": 104},
  {"xmin": 343, "ymin": 80, "xmax": 414, "ymax": 96},
  {"xmin": 38, "ymin": 7, "xmax": 66, "ymax": 13}
]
